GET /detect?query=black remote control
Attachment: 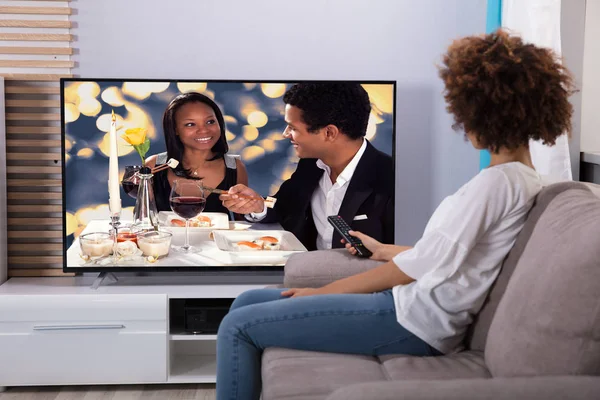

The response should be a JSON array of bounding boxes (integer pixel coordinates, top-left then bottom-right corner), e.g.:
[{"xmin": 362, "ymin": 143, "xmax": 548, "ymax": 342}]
[{"xmin": 327, "ymin": 215, "xmax": 373, "ymax": 258}]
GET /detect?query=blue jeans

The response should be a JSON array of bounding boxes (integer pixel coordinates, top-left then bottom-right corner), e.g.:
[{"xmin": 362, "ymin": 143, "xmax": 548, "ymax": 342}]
[{"xmin": 216, "ymin": 288, "xmax": 441, "ymax": 400}]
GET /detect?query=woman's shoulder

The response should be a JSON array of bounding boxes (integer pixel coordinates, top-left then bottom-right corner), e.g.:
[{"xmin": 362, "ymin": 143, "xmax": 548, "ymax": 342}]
[
  {"xmin": 145, "ymin": 154, "xmax": 159, "ymax": 168},
  {"xmin": 467, "ymin": 163, "xmax": 543, "ymax": 206}
]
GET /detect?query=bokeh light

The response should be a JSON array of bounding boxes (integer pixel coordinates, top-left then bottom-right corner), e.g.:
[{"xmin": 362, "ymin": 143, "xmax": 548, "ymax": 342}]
[
  {"xmin": 242, "ymin": 125, "xmax": 259, "ymax": 141},
  {"xmin": 77, "ymin": 148, "xmax": 94, "ymax": 158},
  {"xmin": 261, "ymin": 83, "xmax": 287, "ymax": 98},
  {"xmin": 177, "ymin": 82, "xmax": 208, "ymax": 93},
  {"xmin": 101, "ymin": 86, "xmax": 126, "ymax": 107},
  {"xmin": 241, "ymin": 145, "xmax": 265, "ymax": 161},
  {"xmin": 247, "ymin": 110, "xmax": 268, "ymax": 128}
]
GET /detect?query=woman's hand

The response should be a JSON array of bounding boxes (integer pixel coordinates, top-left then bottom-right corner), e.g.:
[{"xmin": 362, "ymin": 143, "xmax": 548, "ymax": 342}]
[
  {"xmin": 342, "ymin": 231, "xmax": 385, "ymax": 260},
  {"xmin": 281, "ymin": 288, "xmax": 325, "ymax": 298},
  {"xmin": 342, "ymin": 231, "xmax": 412, "ymax": 262}
]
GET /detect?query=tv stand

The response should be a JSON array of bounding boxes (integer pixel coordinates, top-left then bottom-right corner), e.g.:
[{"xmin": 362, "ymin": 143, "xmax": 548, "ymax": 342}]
[
  {"xmin": 91, "ymin": 272, "xmax": 119, "ymax": 289},
  {"xmin": 0, "ymin": 275, "xmax": 281, "ymax": 388}
]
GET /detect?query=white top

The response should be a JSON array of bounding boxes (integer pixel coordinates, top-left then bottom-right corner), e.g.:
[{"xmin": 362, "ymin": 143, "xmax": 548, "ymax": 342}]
[
  {"xmin": 392, "ymin": 162, "xmax": 544, "ymax": 354},
  {"xmin": 247, "ymin": 139, "xmax": 367, "ymax": 250},
  {"xmin": 312, "ymin": 139, "xmax": 367, "ymax": 249}
]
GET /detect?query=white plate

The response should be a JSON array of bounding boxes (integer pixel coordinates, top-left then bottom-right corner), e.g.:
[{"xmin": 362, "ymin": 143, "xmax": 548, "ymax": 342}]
[
  {"xmin": 158, "ymin": 211, "xmax": 230, "ymax": 231},
  {"xmin": 212, "ymin": 230, "xmax": 307, "ymax": 261}
]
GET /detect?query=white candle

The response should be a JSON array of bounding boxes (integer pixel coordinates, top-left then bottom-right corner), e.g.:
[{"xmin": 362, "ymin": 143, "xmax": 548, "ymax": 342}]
[
  {"xmin": 108, "ymin": 110, "xmax": 121, "ymax": 214},
  {"xmin": 138, "ymin": 235, "xmax": 171, "ymax": 258},
  {"xmin": 81, "ymin": 238, "xmax": 113, "ymax": 257}
]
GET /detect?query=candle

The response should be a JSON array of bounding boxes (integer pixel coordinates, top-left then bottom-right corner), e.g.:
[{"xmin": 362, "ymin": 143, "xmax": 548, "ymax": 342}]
[
  {"xmin": 137, "ymin": 231, "xmax": 172, "ymax": 258},
  {"xmin": 80, "ymin": 233, "xmax": 113, "ymax": 258},
  {"xmin": 108, "ymin": 110, "xmax": 121, "ymax": 215}
]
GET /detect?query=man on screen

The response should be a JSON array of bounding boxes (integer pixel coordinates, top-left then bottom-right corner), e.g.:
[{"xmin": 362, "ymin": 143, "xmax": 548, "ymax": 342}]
[{"xmin": 220, "ymin": 82, "xmax": 395, "ymax": 251}]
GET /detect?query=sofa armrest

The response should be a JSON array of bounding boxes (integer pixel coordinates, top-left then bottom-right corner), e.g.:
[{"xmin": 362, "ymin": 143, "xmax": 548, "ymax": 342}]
[
  {"xmin": 284, "ymin": 249, "xmax": 383, "ymax": 288},
  {"xmin": 326, "ymin": 376, "xmax": 600, "ymax": 400}
]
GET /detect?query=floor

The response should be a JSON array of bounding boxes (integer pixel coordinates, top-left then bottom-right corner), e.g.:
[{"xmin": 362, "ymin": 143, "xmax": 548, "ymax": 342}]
[{"xmin": 0, "ymin": 385, "xmax": 216, "ymax": 399}]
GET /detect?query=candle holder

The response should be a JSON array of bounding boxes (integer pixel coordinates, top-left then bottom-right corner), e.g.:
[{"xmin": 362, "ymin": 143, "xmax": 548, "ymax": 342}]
[{"xmin": 109, "ymin": 212, "xmax": 121, "ymax": 265}]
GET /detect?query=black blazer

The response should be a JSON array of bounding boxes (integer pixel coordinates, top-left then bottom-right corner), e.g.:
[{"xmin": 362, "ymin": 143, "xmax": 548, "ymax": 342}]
[{"xmin": 263, "ymin": 141, "xmax": 394, "ymax": 251}]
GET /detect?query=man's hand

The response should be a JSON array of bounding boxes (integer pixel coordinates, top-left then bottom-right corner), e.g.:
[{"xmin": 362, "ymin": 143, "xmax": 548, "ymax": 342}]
[
  {"xmin": 281, "ymin": 288, "xmax": 326, "ymax": 298},
  {"xmin": 219, "ymin": 184, "xmax": 264, "ymax": 214}
]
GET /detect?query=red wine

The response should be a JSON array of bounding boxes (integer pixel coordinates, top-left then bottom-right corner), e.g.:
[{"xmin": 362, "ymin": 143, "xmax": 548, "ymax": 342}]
[
  {"xmin": 170, "ymin": 196, "xmax": 206, "ymax": 219},
  {"xmin": 122, "ymin": 181, "xmax": 139, "ymax": 199}
]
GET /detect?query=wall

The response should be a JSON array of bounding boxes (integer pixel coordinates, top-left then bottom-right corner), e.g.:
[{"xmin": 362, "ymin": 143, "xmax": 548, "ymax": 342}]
[
  {"xmin": 72, "ymin": 0, "xmax": 485, "ymax": 245},
  {"xmin": 561, "ymin": 0, "xmax": 587, "ymax": 180},
  {"xmin": 581, "ymin": 0, "xmax": 600, "ymax": 153}
]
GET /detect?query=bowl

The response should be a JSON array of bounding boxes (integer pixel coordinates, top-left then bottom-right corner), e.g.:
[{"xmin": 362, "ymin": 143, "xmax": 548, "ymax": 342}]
[
  {"xmin": 79, "ymin": 232, "xmax": 113, "ymax": 258},
  {"xmin": 136, "ymin": 230, "xmax": 173, "ymax": 258}
]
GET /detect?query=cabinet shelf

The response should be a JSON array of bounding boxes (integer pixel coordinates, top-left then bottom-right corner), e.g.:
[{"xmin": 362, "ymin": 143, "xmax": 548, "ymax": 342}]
[
  {"xmin": 169, "ymin": 355, "xmax": 216, "ymax": 383},
  {"xmin": 170, "ymin": 333, "xmax": 217, "ymax": 341}
]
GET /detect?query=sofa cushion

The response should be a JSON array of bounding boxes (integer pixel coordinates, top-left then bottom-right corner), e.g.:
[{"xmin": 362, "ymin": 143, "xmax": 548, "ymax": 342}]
[
  {"xmin": 485, "ymin": 184, "xmax": 600, "ymax": 377},
  {"xmin": 284, "ymin": 249, "xmax": 383, "ymax": 288},
  {"xmin": 466, "ymin": 182, "xmax": 579, "ymax": 351},
  {"xmin": 262, "ymin": 348, "xmax": 386, "ymax": 400},
  {"xmin": 380, "ymin": 350, "xmax": 490, "ymax": 380},
  {"xmin": 262, "ymin": 349, "xmax": 490, "ymax": 400}
]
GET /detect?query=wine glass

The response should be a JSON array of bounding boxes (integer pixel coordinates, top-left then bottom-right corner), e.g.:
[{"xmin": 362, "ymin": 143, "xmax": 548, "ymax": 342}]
[
  {"xmin": 121, "ymin": 165, "xmax": 141, "ymax": 199},
  {"xmin": 169, "ymin": 180, "xmax": 206, "ymax": 253}
]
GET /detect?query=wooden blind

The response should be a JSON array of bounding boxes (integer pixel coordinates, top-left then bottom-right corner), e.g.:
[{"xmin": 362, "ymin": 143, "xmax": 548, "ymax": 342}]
[{"xmin": 2, "ymin": 0, "xmax": 73, "ymax": 277}]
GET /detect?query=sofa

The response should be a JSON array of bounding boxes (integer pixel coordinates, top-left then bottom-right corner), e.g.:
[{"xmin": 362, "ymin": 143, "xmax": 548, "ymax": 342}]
[{"xmin": 260, "ymin": 181, "xmax": 600, "ymax": 400}]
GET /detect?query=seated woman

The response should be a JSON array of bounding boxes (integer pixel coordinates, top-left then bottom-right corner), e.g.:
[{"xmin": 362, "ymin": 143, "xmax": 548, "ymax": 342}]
[
  {"xmin": 215, "ymin": 29, "xmax": 575, "ymax": 400},
  {"xmin": 145, "ymin": 92, "xmax": 249, "ymax": 216}
]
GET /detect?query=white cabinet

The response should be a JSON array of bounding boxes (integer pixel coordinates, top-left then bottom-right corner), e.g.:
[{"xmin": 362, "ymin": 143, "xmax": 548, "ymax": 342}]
[
  {"xmin": 0, "ymin": 276, "xmax": 275, "ymax": 387},
  {"xmin": 0, "ymin": 294, "xmax": 168, "ymax": 386}
]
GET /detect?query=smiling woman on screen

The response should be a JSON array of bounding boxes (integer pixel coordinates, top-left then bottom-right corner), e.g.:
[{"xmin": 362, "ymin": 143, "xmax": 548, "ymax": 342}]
[{"xmin": 145, "ymin": 92, "xmax": 249, "ymax": 217}]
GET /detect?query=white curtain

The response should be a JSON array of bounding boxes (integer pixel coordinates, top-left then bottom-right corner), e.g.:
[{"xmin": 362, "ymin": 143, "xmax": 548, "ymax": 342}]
[{"xmin": 502, "ymin": 0, "xmax": 573, "ymax": 182}]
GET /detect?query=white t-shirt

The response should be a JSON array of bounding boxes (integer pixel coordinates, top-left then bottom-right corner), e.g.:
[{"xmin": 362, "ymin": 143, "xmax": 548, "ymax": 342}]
[{"xmin": 392, "ymin": 162, "xmax": 544, "ymax": 354}]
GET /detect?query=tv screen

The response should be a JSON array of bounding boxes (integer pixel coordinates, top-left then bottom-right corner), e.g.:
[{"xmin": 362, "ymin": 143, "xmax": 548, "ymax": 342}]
[{"xmin": 62, "ymin": 79, "xmax": 396, "ymax": 272}]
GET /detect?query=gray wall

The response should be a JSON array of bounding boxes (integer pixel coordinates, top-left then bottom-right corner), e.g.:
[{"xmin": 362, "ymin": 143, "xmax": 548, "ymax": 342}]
[
  {"xmin": 71, "ymin": 0, "xmax": 485, "ymax": 245},
  {"xmin": 561, "ymin": 0, "xmax": 587, "ymax": 181}
]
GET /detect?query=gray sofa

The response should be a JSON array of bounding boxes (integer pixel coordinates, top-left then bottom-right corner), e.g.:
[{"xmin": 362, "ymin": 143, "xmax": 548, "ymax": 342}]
[{"xmin": 261, "ymin": 181, "xmax": 600, "ymax": 400}]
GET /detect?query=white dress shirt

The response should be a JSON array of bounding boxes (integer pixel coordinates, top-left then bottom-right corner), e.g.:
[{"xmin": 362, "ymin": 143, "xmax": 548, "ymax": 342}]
[
  {"xmin": 312, "ymin": 139, "xmax": 367, "ymax": 249},
  {"xmin": 247, "ymin": 139, "xmax": 368, "ymax": 250}
]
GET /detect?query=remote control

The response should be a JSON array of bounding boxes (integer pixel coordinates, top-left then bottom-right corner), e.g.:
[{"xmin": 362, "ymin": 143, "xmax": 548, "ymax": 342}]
[{"xmin": 327, "ymin": 215, "xmax": 373, "ymax": 258}]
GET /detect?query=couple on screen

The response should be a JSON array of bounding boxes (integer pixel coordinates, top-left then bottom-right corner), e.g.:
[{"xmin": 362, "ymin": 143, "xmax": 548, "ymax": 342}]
[{"xmin": 145, "ymin": 82, "xmax": 395, "ymax": 252}]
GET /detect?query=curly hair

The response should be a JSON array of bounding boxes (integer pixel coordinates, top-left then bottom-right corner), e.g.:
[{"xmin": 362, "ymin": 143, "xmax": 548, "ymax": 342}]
[
  {"xmin": 438, "ymin": 29, "xmax": 576, "ymax": 152},
  {"xmin": 283, "ymin": 82, "xmax": 371, "ymax": 140}
]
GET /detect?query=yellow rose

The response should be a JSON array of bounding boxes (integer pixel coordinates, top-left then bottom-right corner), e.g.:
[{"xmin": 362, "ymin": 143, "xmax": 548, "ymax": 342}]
[{"xmin": 121, "ymin": 128, "xmax": 147, "ymax": 146}]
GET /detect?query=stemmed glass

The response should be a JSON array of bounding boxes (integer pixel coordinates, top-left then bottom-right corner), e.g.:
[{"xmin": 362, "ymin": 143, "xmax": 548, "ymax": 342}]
[
  {"xmin": 121, "ymin": 165, "xmax": 141, "ymax": 199},
  {"xmin": 169, "ymin": 180, "xmax": 206, "ymax": 253}
]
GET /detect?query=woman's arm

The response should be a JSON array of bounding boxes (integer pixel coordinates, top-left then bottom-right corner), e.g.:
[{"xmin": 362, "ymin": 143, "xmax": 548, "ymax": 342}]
[
  {"xmin": 344, "ymin": 230, "xmax": 412, "ymax": 262},
  {"xmin": 282, "ymin": 260, "xmax": 414, "ymax": 297}
]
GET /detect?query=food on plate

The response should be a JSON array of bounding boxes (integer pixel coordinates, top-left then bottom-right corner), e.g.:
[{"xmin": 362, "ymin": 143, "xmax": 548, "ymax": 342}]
[
  {"xmin": 253, "ymin": 236, "xmax": 280, "ymax": 250},
  {"xmin": 235, "ymin": 241, "xmax": 262, "ymax": 251},
  {"xmin": 171, "ymin": 215, "xmax": 212, "ymax": 228},
  {"xmin": 191, "ymin": 215, "xmax": 212, "ymax": 227},
  {"xmin": 234, "ymin": 236, "xmax": 281, "ymax": 251},
  {"xmin": 171, "ymin": 215, "xmax": 212, "ymax": 227},
  {"xmin": 171, "ymin": 218, "xmax": 186, "ymax": 227}
]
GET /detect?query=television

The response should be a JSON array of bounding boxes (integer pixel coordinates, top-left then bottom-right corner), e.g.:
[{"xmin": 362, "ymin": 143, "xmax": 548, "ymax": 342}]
[{"xmin": 61, "ymin": 79, "xmax": 396, "ymax": 272}]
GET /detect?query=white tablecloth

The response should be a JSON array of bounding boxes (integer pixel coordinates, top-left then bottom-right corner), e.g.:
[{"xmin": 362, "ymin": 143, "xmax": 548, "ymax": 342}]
[{"xmin": 66, "ymin": 219, "xmax": 289, "ymax": 268}]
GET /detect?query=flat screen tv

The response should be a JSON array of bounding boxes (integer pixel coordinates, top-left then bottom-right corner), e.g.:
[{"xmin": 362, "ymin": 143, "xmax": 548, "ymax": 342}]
[{"xmin": 61, "ymin": 79, "xmax": 396, "ymax": 272}]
